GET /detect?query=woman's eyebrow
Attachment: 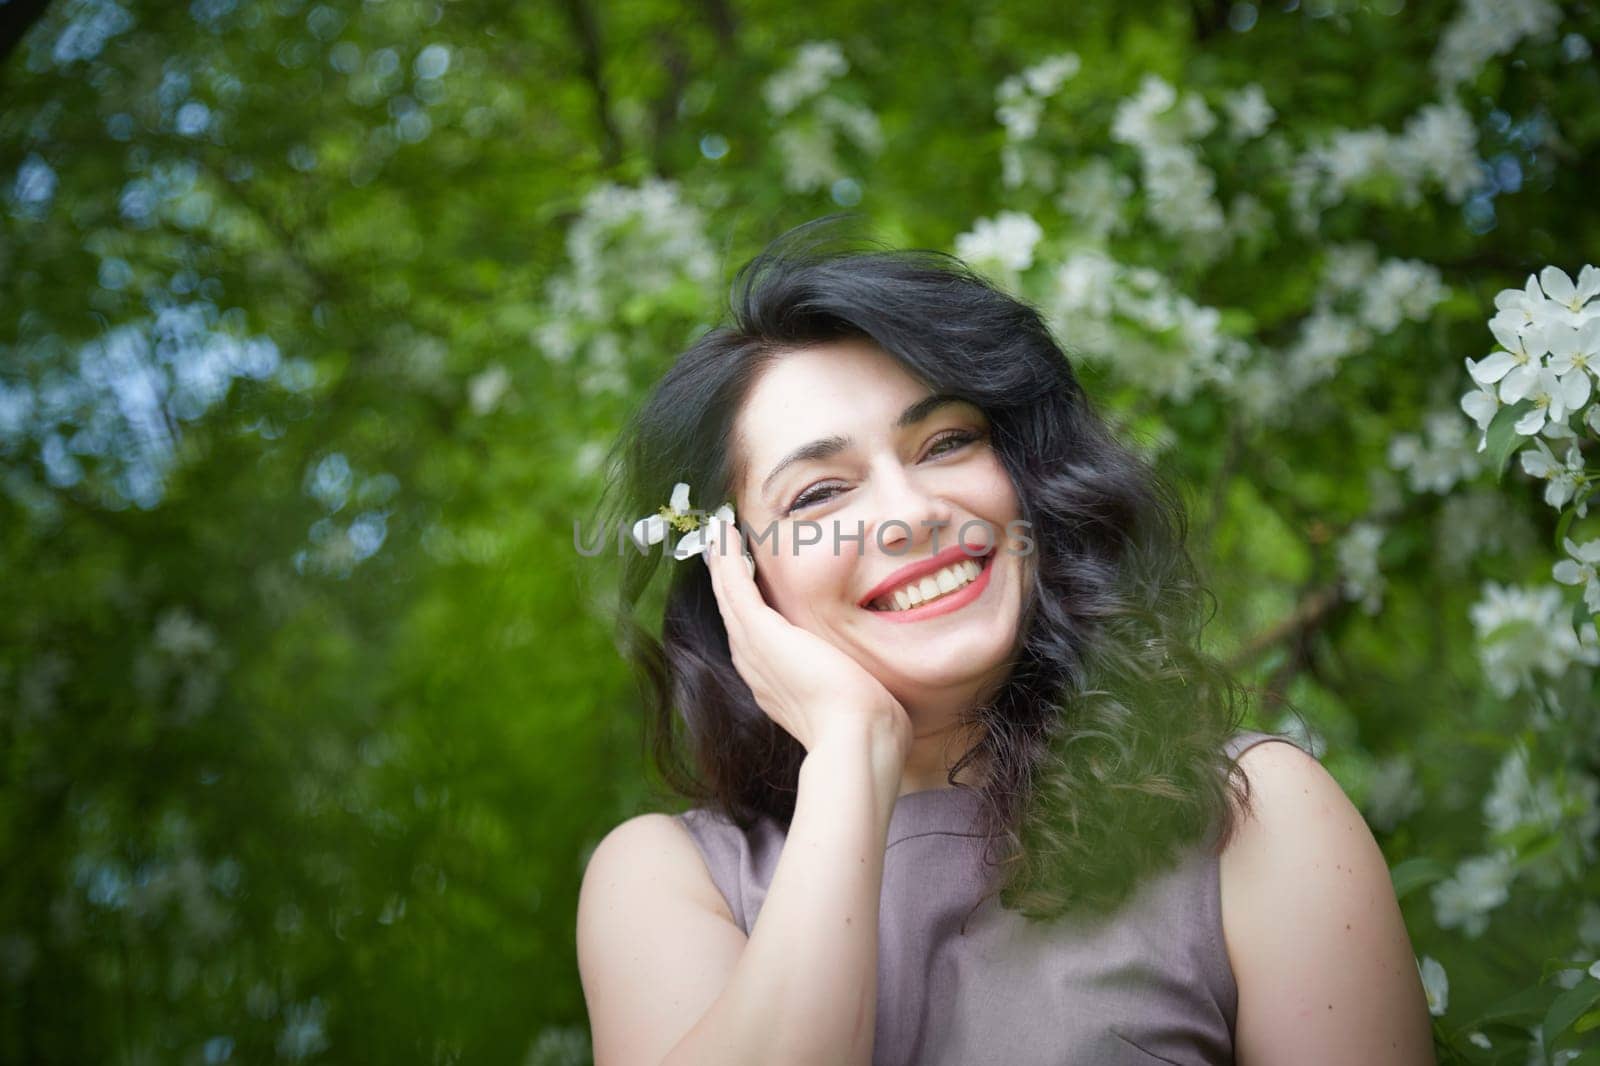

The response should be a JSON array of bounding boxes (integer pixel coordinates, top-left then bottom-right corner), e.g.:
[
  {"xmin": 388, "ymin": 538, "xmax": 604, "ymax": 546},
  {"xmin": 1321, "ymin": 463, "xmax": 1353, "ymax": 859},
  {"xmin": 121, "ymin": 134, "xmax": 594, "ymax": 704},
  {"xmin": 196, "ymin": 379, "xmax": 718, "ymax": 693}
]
[{"xmin": 758, "ymin": 393, "xmax": 968, "ymax": 500}]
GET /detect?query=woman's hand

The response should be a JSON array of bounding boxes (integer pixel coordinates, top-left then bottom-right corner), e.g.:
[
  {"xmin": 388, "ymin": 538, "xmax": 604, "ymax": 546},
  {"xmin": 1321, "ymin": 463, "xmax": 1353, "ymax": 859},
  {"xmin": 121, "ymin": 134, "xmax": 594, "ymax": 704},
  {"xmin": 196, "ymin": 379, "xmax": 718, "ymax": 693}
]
[{"xmin": 702, "ymin": 516, "xmax": 912, "ymax": 761}]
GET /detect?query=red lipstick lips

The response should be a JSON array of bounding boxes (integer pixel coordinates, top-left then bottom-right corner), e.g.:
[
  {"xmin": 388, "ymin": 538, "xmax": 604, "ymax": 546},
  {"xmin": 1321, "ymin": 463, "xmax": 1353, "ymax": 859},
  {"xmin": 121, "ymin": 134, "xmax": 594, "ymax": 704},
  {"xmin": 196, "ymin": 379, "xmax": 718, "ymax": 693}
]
[{"xmin": 856, "ymin": 542, "xmax": 995, "ymax": 610}]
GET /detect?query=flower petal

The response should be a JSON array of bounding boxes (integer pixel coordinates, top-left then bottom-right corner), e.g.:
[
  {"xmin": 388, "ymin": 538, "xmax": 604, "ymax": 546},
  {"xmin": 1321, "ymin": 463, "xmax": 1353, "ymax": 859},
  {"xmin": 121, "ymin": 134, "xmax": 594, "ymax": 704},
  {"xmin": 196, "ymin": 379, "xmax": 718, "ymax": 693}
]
[
  {"xmin": 1499, "ymin": 363, "xmax": 1541, "ymax": 404},
  {"xmin": 1469, "ymin": 351, "xmax": 1516, "ymax": 384},
  {"xmin": 631, "ymin": 514, "xmax": 666, "ymax": 548},
  {"xmin": 1488, "ymin": 319, "xmax": 1526, "ymax": 355},
  {"xmin": 1577, "ymin": 264, "xmax": 1600, "ymax": 304},
  {"xmin": 672, "ymin": 527, "xmax": 707, "ymax": 560},
  {"xmin": 1541, "ymin": 266, "xmax": 1576, "ymax": 305},
  {"xmin": 1461, "ymin": 388, "xmax": 1498, "ymax": 430},
  {"xmin": 670, "ymin": 482, "xmax": 692, "ymax": 514},
  {"xmin": 1560, "ymin": 369, "xmax": 1591, "ymax": 410},
  {"xmin": 1554, "ymin": 559, "xmax": 1583, "ymax": 585}
]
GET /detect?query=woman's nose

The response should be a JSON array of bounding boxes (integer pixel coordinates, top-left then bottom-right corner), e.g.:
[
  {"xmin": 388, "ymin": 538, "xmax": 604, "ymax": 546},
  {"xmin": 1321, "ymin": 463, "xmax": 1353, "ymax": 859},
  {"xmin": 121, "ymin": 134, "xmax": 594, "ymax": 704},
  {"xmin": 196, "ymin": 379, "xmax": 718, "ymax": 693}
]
[{"xmin": 869, "ymin": 462, "xmax": 956, "ymax": 554}]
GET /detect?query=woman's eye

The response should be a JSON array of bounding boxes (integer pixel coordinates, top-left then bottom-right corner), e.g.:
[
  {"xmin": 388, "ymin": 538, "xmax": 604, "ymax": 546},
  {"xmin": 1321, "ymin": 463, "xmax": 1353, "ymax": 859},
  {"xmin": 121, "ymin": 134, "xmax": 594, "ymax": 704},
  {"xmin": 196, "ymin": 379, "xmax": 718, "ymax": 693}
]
[
  {"xmin": 787, "ymin": 483, "xmax": 843, "ymax": 513},
  {"xmin": 783, "ymin": 431, "xmax": 984, "ymax": 514},
  {"xmin": 925, "ymin": 429, "xmax": 982, "ymax": 458}
]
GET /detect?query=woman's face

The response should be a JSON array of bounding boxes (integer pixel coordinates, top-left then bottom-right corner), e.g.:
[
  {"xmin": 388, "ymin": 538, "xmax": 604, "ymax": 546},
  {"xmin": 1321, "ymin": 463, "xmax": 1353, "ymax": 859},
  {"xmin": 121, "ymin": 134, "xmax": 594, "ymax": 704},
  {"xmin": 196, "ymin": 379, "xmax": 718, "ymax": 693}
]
[{"xmin": 730, "ymin": 338, "xmax": 1029, "ymax": 717}]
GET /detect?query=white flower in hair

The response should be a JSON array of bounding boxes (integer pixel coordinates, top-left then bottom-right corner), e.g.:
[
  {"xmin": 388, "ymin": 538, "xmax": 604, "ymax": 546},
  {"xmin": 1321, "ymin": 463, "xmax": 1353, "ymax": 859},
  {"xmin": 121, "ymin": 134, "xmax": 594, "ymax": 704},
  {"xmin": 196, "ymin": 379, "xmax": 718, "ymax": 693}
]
[{"xmin": 630, "ymin": 484, "xmax": 754, "ymax": 573}]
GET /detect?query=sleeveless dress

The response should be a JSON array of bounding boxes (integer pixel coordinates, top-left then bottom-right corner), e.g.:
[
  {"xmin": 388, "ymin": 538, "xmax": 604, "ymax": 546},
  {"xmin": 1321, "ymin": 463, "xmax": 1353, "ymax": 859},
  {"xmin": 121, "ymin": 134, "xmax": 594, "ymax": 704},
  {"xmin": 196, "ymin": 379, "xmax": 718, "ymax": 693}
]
[{"xmin": 673, "ymin": 729, "xmax": 1315, "ymax": 1066}]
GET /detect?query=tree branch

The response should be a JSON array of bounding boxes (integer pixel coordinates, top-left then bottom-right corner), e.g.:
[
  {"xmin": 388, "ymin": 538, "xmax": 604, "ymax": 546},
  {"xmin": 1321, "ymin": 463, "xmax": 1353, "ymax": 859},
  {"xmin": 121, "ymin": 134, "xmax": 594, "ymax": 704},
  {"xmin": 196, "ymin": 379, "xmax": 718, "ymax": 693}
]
[
  {"xmin": 1226, "ymin": 584, "xmax": 1343, "ymax": 673},
  {"xmin": 698, "ymin": 0, "xmax": 738, "ymax": 44},
  {"xmin": 560, "ymin": 0, "xmax": 622, "ymax": 168}
]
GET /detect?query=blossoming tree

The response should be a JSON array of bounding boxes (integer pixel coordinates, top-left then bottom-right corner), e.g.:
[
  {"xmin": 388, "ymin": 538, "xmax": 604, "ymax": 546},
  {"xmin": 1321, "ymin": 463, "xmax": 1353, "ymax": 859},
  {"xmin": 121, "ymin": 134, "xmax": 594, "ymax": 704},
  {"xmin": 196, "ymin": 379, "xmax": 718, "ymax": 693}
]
[{"xmin": 2, "ymin": 0, "xmax": 1598, "ymax": 1061}]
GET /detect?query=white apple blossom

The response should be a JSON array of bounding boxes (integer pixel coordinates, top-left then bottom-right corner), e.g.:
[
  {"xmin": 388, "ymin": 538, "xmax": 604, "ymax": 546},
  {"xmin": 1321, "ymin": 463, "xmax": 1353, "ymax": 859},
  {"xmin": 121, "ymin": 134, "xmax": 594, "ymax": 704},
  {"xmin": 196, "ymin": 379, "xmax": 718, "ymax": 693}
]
[
  {"xmin": 1042, "ymin": 252, "xmax": 1246, "ymax": 403},
  {"xmin": 1537, "ymin": 265, "xmax": 1600, "ymax": 321},
  {"xmin": 1469, "ymin": 582, "xmax": 1600, "ymax": 698},
  {"xmin": 955, "ymin": 212, "xmax": 1044, "ymax": 275},
  {"xmin": 1222, "ymin": 84, "xmax": 1274, "ymax": 140},
  {"xmin": 1357, "ymin": 259, "xmax": 1448, "ymax": 334},
  {"xmin": 1432, "ymin": 0, "xmax": 1561, "ymax": 89},
  {"xmin": 815, "ymin": 97, "xmax": 884, "ymax": 154},
  {"xmin": 1519, "ymin": 441, "xmax": 1586, "ymax": 513},
  {"xmin": 1055, "ymin": 159, "xmax": 1131, "ymax": 239},
  {"xmin": 1297, "ymin": 98, "xmax": 1486, "ymax": 217},
  {"xmin": 998, "ymin": 142, "xmax": 1055, "ymax": 192},
  {"xmin": 1417, "ymin": 956, "xmax": 1448, "ymax": 1016},
  {"xmin": 1484, "ymin": 741, "xmax": 1563, "ymax": 837},
  {"xmin": 763, "ymin": 41, "xmax": 847, "ymax": 116},
  {"xmin": 992, "ymin": 55, "xmax": 1079, "ymax": 144},
  {"xmin": 1022, "ymin": 52, "xmax": 1080, "ymax": 97},
  {"xmin": 1109, "ymin": 75, "xmax": 1226, "ymax": 247},
  {"xmin": 1545, "ymin": 319, "xmax": 1600, "ymax": 395},
  {"xmin": 1459, "ymin": 370, "xmax": 1499, "ymax": 450},
  {"xmin": 1050, "ymin": 252, "xmax": 1118, "ymax": 319},
  {"xmin": 630, "ymin": 481, "xmax": 693, "ymax": 551},
  {"xmin": 1394, "ymin": 100, "xmax": 1484, "ymax": 204},
  {"xmin": 995, "ymin": 76, "xmax": 1043, "ymax": 141},
  {"xmin": 1110, "ymin": 75, "xmax": 1179, "ymax": 147},
  {"xmin": 544, "ymin": 180, "xmax": 716, "ymax": 376},
  {"xmin": 1493, "ymin": 273, "xmax": 1554, "ymax": 330},
  {"xmin": 467, "ymin": 364, "xmax": 510, "ymax": 416},
  {"xmin": 773, "ymin": 122, "xmax": 842, "ymax": 194},
  {"xmin": 1140, "ymin": 142, "xmax": 1227, "ymax": 240},
  {"xmin": 1471, "ymin": 318, "xmax": 1549, "ymax": 401},
  {"xmin": 1362, "ymin": 754, "xmax": 1424, "ymax": 832},
  {"xmin": 1286, "ymin": 310, "xmax": 1366, "ymax": 390},
  {"xmin": 1337, "ymin": 522, "xmax": 1386, "ymax": 614},
  {"xmin": 1507, "ymin": 367, "xmax": 1585, "ymax": 436},
  {"xmin": 1430, "ymin": 850, "xmax": 1515, "ymax": 938},
  {"xmin": 1388, "ymin": 411, "xmax": 1483, "ymax": 494},
  {"xmin": 630, "ymin": 485, "xmax": 751, "ymax": 574},
  {"xmin": 1554, "ymin": 537, "xmax": 1600, "ymax": 614},
  {"xmin": 1467, "ymin": 1032, "xmax": 1492, "ymax": 1051}
]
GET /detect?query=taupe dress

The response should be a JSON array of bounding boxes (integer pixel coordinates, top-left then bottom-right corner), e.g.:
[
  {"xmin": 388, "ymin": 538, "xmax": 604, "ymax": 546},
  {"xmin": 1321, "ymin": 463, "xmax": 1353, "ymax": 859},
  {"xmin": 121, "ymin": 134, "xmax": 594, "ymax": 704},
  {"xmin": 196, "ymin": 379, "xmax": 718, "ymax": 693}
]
[{"xmin": 674, "ymin": 730, "xmax": 1313, "ymax": 1065}]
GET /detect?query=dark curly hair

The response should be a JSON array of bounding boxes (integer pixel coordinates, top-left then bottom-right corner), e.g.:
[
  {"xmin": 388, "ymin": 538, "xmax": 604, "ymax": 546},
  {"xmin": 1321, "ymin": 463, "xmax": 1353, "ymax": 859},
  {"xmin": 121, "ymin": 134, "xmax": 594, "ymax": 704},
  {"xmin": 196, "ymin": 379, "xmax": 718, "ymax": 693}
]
[{"xmin": 597, "ymin": 221, "xmax": 1266, "ymax": 919}]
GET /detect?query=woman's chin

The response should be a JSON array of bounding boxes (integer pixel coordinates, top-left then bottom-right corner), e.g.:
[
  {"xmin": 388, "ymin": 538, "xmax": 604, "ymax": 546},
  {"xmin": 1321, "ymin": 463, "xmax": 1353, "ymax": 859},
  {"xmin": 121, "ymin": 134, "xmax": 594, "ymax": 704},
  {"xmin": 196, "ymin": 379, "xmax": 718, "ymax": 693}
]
[{"xmin": 871, "ymin": 638, "xmax": 1017, "ymax": 705}]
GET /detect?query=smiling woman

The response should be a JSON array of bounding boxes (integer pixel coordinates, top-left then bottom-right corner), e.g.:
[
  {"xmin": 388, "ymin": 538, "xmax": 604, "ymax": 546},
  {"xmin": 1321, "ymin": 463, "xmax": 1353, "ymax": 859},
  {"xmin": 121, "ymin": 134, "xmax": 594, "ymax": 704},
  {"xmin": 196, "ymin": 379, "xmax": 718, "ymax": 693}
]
[{"xmin": 575, "ymin": 223, "xmax": 1435, "ymax": 1066}]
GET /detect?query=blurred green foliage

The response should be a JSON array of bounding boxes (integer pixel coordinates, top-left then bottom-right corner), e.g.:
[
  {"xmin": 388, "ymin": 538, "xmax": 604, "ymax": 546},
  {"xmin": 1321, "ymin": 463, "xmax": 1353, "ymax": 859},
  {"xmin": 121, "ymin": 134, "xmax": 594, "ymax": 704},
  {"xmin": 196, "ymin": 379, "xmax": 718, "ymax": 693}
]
[{"xmin": 2, "ymin": 0, "xmax": 1599, "ymax": 1063}]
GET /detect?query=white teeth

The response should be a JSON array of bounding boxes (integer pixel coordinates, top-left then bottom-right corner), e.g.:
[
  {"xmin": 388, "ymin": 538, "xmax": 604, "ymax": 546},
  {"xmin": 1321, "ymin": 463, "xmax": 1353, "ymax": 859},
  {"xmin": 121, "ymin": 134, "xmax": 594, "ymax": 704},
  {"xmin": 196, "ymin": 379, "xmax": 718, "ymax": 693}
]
[{"xmin": 870, "ymin": 556, "xmax": 987, "ymax": 612}]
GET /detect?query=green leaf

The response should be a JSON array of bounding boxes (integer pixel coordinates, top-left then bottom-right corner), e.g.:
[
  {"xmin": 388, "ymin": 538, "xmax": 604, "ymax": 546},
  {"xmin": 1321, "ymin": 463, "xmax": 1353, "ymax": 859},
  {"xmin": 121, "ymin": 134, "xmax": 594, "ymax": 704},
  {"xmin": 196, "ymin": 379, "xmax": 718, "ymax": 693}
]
[
  {"xmin": 1491, "ymin": 821, "xmax": 1550, "ymax": 854},
  {"xmin": 1485, "ymin": 401, "xmax": 1535, "ymax": 481},
  {"xmin": 1543, "ymin": 978, "xmax": 1600, "ymax": 1056},
  {"xmin": 1473, "ymin": 984, "xmax": 1551, "ymax": 1028},
  {"xmin": 1389, "ymin": 856, "xmax": 1451, "ymax": 901},
  {"xmin": 1574, "ymin": 1006, "xmax": 1600, "ymax": 1034}
]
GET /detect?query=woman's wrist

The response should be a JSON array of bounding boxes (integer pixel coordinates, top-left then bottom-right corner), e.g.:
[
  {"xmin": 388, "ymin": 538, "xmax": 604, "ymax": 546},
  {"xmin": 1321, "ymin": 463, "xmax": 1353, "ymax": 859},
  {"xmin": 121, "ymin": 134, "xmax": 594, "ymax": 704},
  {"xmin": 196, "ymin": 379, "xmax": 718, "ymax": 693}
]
[{"xmin": 803, "ymin": 713, "xmax": 911, "ymax": 792}]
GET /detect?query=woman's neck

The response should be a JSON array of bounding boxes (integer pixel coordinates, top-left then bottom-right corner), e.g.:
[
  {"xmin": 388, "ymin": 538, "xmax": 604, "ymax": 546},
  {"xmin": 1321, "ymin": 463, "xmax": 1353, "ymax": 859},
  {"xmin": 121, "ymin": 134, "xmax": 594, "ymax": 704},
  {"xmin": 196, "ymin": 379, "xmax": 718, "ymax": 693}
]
[{"xmin": 898, "ymin": 716, "xmax": 988, "ymax": 796}]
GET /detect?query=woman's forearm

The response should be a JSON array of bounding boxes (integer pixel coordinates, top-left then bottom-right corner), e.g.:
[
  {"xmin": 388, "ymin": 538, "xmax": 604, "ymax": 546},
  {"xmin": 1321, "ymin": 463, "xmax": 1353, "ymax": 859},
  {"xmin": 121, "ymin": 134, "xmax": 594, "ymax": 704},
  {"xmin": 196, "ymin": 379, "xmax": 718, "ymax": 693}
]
[{"xmin": 660, "ymin": 716, "xmax": 906, "ymax": 1066}]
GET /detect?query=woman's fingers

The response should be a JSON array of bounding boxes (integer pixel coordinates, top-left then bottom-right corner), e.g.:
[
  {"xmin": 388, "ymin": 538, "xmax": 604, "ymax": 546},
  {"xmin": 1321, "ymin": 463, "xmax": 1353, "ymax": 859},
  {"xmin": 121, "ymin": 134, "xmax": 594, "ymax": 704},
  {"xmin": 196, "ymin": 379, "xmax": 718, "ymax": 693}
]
[{"xmin": 706, "ymin": 517, "xmax": 760, "ymax": 620}]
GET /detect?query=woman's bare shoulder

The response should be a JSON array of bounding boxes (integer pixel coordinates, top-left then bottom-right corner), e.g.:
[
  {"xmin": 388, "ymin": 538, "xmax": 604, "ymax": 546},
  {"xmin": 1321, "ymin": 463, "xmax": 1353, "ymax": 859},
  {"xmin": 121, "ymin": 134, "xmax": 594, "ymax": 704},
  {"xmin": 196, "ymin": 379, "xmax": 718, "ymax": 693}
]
[
  {"xmin": 579, "ymin": 812, "xmax": 736, "ymax": 927},
  {"xmin": 1218, "ymin": 741, "xmax": 1435, "ymax": 1064},
  {"xmin": 577, "ymin": 813, "xmax": 747, "ymax": 1065}
]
